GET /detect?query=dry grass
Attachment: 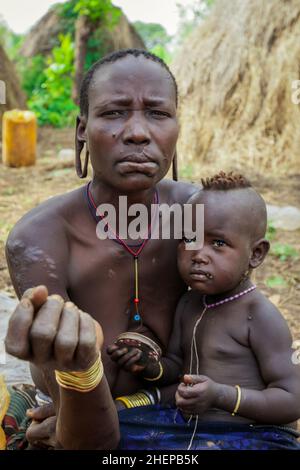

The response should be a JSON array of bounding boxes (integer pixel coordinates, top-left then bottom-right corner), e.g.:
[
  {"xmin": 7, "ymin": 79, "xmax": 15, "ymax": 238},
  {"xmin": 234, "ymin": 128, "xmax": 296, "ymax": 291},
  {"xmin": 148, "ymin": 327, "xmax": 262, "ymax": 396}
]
[{"xmin": 172, "ymin": 0, "xmax": 300, "ymax": 174}]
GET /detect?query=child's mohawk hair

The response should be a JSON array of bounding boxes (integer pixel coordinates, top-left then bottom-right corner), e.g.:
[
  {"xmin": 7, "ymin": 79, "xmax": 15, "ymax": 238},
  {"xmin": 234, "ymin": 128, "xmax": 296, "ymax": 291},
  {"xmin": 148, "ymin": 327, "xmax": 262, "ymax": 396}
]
[{"xmin": 201, "ymin": 171, "xmax": 251, "ymax": 190}]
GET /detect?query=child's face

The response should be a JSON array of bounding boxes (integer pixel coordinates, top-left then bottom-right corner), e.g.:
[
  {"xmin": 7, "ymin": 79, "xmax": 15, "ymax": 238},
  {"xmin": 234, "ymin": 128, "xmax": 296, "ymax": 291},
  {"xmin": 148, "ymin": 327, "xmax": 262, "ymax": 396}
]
[{"xmin": 177, "ymin": 191, "xmax": 254, "ymax": 295}]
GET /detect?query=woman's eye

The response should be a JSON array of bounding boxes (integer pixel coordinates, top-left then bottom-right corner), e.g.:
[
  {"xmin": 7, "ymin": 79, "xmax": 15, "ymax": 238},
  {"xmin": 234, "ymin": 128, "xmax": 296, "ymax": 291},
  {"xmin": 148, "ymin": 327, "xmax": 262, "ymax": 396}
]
[
  {"xmin": 182, "ymin": 236, "xmax": 196, "ymax": 244},
  {"xmin": 102, "ymin": 110, "xmax": 125, "ymax": 118},
  {"xmin": 212, "ymin": 239, "xmax": 227, "ymax": 247},
  {"xmin": 149, "ymin": 110, "xmax": 169, "ymax": 118}
]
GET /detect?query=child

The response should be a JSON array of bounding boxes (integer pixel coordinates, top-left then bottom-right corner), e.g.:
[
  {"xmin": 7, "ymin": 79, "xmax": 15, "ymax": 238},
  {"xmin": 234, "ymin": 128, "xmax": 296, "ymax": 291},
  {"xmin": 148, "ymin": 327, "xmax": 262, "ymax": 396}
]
[{"xmin": 108, "ymin": 172, "xmax": 300, "ymax": 448}]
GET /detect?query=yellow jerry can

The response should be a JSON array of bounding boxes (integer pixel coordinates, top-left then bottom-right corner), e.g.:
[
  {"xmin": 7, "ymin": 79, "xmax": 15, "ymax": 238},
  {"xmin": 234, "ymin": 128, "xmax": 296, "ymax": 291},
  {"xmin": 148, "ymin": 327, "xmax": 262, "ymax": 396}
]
[
  {"xmin": 2, "ymin": 109, "xmax": 37, "ymax": 167},
  {"xmin": 0, "ymin": 375, "xmax": 10, "ymax": 450}
]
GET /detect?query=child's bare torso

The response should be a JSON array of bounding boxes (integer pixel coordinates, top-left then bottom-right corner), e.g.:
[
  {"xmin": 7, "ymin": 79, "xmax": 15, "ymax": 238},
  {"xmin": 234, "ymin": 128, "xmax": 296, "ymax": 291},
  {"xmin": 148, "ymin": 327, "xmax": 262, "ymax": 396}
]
[{"xmin": 180, "ymin": 290, "xmax": 266, "ymax": 423}]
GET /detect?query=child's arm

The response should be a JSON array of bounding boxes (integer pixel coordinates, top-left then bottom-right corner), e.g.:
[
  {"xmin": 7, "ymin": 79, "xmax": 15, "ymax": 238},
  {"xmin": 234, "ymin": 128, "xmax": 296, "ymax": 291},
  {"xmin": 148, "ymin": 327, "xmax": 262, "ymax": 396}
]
[
  {"xmin": 107, "ymin": 293, "xmax": 189, "ymax": 386},
  {"xmin": 176, "ymin": 302, "xmax": 300, "ymax": 424}
]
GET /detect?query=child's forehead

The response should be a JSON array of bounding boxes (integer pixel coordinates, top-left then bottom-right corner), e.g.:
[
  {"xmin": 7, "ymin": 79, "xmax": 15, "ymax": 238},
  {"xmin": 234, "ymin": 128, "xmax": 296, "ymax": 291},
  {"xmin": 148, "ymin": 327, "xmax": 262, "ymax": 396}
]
[
  {"xmin": 190, "ymin": 190, "xmax": 256, "ymax": 235},
  {"xmin": 191, "ymin": 189, "xmax": 249, "ymax": 214}
]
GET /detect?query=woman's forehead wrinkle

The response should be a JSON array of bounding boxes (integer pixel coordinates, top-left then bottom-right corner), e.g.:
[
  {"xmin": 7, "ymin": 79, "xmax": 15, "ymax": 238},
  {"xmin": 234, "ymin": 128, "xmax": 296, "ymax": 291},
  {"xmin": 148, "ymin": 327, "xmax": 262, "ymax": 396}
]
[
  {"xmin": 89, "ymin": 84, "xmax": 175, "ymax": 112},
  {"xmin": 90, "ymin": 61, "xmax": 176, "ymax": 105}
]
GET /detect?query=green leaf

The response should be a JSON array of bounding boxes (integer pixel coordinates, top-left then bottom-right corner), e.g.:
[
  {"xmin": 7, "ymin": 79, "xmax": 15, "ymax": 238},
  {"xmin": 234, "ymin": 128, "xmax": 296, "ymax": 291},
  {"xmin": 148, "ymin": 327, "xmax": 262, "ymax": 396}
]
[
  {"xmin": 266, "ymin": 222, "xmax": 276, "ymax": 241},
  {"xmin": 27, "ymin": 33, "xmax": 78, "ymax": 127},
  {"xmin": 266, "ymin": 276, "xmax": 287, "ymax": 288},
  {"xmin": 270, "ymin": 243, "xmax": 299, "ymax": 262}
]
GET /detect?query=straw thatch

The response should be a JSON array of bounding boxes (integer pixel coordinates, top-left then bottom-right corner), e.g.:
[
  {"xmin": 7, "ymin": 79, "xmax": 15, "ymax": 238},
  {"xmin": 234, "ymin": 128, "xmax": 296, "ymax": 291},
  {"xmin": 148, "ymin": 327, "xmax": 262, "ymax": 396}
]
[
  {"xmin": 20, "ymin": 7, "xmax": 144, "ymax": 58},
  {"xmin": 172, "ymin": 0, "xmax": 300, "ymax": 174},
  {"xmin": 0, "ymin": 44, "xmax": 27, "ymax": 133}
]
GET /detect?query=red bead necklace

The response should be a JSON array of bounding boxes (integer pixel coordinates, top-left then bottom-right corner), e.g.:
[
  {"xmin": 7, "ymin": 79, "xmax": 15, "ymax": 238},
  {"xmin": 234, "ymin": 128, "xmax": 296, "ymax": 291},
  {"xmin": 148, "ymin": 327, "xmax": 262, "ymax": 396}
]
[{"xmin": 86, "ymin": 182, "xmax": 159, "ymax": 327}]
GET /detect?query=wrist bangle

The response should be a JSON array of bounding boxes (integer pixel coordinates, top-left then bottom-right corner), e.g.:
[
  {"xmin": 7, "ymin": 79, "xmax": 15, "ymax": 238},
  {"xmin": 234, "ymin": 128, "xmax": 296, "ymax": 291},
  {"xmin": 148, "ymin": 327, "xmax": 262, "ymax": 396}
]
[
  {"xmin": 116, "ymin": 392, "xmax": 152, "ymax": 408},
  {"xmin": 138, "ymin": 389, "xmax": 155, "ymax": 405},
  {"xmin": 231, "ymin": 385, "xmax": 242, "ymax": 416},
  {"xmin": 55, "ymin": 353, "xmax": 103, "ymax": 393},
  {"xmin": 143, "ymin": 362, "xmax": 163, "ymax": 382}
]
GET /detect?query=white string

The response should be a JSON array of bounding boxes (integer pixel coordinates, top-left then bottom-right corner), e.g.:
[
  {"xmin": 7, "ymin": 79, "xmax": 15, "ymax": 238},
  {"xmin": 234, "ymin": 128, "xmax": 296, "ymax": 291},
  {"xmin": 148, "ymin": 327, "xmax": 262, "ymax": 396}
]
[
  {"xmin": 186, "ymin": 304, "xmax": 207, "ymax": 450},
  {"xmin": 186, "ymin": 287, "xmax": 256, "ymax": 448},
  {"xmin": 187, "ymin": 415, "xmax": 199, "ymax": 450}
]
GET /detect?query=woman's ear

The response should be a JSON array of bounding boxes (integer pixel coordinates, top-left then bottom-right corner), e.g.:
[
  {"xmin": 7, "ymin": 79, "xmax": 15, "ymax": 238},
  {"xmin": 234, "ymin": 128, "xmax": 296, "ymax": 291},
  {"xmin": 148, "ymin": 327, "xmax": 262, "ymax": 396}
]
[
  {"xmin": 75, "ymin": 115, "xmax": 89, "ymax": 178},
  {"xmin": 76, "ymin": 115, "xmax": 87, "ymax": 143},
  {"xmin": 249, "ymin": 238, "xmax": 270, "ymax": 269}
]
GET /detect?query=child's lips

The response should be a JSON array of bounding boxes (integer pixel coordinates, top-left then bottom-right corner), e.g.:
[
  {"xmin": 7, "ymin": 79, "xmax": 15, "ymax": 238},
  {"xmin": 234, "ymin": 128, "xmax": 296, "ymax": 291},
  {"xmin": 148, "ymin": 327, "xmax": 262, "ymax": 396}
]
[{"xmin": 189, "ymin": 270, "xmax": 213, "ymax": 281}]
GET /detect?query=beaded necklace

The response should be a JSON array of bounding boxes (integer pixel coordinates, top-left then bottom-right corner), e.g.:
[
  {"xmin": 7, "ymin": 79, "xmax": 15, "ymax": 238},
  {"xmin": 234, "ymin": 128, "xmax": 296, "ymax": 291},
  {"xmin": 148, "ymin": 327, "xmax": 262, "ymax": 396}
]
[
  {"xmin": 186, "ymin": 283, "xmax": 257, "ymax": 450},
  {"xmin": 86, "ymin": 182, "xmax": 159, "ymax": 329}
]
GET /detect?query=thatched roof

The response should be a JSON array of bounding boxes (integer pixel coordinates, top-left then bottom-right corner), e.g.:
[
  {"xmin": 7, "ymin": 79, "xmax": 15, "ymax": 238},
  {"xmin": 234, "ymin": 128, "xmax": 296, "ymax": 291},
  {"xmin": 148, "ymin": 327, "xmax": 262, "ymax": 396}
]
[
  {"xmin": 20, "ymin": 6, "xmax": 145, "ymax": 58},
  {"xmin": 0, "ymin": 44, "xmax": 27, "ymax": 133},
  {"xmin": 20, "ymin": 8, "xmax": 62, "ymax": 58},
  {"xmin": 172, "ymin": 0, "xmax": 300, "ymax": 174}
]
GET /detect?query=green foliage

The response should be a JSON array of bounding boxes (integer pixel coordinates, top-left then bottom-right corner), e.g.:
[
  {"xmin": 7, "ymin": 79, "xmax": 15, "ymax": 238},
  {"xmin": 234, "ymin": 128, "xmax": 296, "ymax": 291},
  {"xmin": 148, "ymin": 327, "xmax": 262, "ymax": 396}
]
[
  {"xmin": 180, "ymin": 164, "xmax": 195, "ymax": 180},
  {"xmin": 58, "ymin": 0, "xmax": 78, "ymax": 21},
  {"xmin": 20, "ymin": 55, "xmax": 47, "ymax": 97},
  {"xmin": 133, "ymin": 21, "xmax": 173, "ymax": 63},
  {"xmin": 0, "ymin": 17, "xmax": 24, "ymax": 60},
  {"xmin": 28, "ymin": 34, "xmax": 78, "ymax": 127},
  {"xmin": 15, "ymin": 0, "xmax": 123, "ymax": 127},
  {"xmin": 73, "ymin": 0, "xmax": 121, "ymax": 26},
  {"xmin": 266, "ymin": 276, "xmax": 287, "ymax": 288},
  {"xmin": 133, "ymin": 21, "xmax": 172, "ymax": 51},
  {"xmin": 266, "ymin": 222, "xmax": 276, "ymax": 241},
  {"xmin": 85, "ymin": 28, "xmax": 107, "ymax": 71},
  {"xmin": 150, "ymin": 45, "xmax": 172, "ymax": 64},
  {"xmin": 57, "ymin": 0, "xmax": 78, "ymax": 37},
  {"xmin": 270, "ymin": 243, "xmax": 299, "ymax": 262}
]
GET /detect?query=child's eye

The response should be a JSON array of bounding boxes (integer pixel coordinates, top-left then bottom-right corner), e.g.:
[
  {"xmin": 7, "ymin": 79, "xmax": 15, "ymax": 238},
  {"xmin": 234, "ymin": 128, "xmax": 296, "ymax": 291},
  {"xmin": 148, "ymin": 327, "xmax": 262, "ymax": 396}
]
[
  {"xmin": 212, "ymin": 239, "xmax": 227, "ymax": 247},
  {"xmin": 182, "ymin": 236, "xmax": 197, "ymax": 244}
]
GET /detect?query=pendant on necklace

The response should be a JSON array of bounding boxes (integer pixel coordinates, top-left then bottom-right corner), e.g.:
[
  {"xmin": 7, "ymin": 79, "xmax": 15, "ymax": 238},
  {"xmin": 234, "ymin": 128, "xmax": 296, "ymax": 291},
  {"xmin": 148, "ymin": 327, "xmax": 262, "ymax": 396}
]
[{"xmin": 132, "ymin": 257, "xmax": 142, "ymax": 326}]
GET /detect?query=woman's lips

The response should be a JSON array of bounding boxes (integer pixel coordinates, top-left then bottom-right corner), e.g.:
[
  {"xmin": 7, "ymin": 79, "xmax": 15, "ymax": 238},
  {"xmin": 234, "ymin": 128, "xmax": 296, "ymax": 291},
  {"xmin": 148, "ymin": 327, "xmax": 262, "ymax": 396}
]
[{"xmin": 117, "ymin": 160, "xmax": 158, "ymax": 175}]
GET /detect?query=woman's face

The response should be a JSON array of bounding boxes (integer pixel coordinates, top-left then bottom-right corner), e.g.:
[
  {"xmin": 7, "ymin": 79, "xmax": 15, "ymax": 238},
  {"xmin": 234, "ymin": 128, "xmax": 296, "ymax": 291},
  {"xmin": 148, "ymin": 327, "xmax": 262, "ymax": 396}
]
[{"xmin": 77, "ymin": 55, "xmax": 179, "ymax": 192}]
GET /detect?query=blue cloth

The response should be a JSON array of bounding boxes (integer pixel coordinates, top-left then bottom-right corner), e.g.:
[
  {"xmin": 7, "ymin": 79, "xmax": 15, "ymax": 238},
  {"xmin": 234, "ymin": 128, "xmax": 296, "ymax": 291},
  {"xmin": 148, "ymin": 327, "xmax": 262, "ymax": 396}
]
[{"xmin": 118, "ymin": 405, "xmax": 300, "ymax": 450}]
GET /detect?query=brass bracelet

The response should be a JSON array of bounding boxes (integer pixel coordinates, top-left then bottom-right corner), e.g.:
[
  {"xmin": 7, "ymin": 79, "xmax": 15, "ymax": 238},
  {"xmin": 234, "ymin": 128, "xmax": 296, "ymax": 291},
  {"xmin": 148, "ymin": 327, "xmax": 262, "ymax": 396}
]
[
  {"xmin": 55, "ymin": 354, "xmax": 103, "ymax": 393},
  {"xmin": 115, "ymin": 396, "xmax": 132, "ymax": 408},
  {"xmin": 116, "ymin": 392, "xmax": 152, "ymax": 409},
  {"xmin": 231, "ymin": 385, "xmax": 242, "ymax": 416},
  {"xmin": 143, "ymin": 362, "xmax": 163, "ymax": 382}
]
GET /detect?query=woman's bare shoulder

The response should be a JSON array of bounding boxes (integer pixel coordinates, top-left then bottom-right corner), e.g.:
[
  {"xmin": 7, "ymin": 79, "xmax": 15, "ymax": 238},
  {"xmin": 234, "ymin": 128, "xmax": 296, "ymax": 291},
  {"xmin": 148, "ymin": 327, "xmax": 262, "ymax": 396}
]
[{"xmin": 157, "ymin": 178, "xmax": 200, "ymax": 204}]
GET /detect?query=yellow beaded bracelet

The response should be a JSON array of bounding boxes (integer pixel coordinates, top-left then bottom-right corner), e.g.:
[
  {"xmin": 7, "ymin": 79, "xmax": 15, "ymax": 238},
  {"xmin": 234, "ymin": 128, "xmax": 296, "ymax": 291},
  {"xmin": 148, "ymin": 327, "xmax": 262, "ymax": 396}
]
[
  {"xmin": 55, "ymin": 354, "xmax": 103, "ymax": 393},
  {"xmin": 231, "ymin": 385, "xmax": 242, "ymax": 416}
]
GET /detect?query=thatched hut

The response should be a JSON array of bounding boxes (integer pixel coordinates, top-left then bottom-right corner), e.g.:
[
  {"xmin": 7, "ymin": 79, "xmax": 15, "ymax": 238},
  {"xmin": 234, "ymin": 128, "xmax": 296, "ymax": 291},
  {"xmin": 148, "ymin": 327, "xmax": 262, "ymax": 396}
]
[
  {"xmin": 20, "ymin": 4, "xmax": 145, "ymax": 103},
  {"xmin": 20, "ymin": 6, "xmax": 144, "ymax": 58},
  {"xmin": 0, "ymin": 44, "xmax": 27, "ymax": 133},
  {"xmin": 172, "ymin": 0, "xmax": 300, "ymax": 174}
]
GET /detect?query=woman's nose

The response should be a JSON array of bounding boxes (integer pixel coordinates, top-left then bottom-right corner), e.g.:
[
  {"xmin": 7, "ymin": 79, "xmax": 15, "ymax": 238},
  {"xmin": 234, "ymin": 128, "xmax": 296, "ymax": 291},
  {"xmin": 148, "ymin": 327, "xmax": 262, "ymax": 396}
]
[{"xmin": 123, "ymin": 113, "xmax": 151, "ymax": 146}]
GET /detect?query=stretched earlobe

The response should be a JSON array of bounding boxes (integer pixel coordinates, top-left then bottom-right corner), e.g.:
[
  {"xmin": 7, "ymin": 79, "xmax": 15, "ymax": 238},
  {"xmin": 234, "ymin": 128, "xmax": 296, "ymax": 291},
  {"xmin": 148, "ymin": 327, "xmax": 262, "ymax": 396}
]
[
  {"xmin": 75, "ymin": 116, "xmax": 89, "ymax": 178},
  {"xmin": 249, "ymin": 239, "xmax": 270, "ymax": 269},
  {"xmin": 172, "ymin": 150, "xmax": 178, "ymax": 181}
]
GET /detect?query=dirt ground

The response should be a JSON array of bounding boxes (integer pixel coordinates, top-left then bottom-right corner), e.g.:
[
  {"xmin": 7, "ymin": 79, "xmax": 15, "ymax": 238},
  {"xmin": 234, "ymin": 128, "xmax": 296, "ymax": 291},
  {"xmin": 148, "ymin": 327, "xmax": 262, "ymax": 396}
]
[{"xmin": 0, "ymin": 126, "xmax": 299, "ymax": 342}]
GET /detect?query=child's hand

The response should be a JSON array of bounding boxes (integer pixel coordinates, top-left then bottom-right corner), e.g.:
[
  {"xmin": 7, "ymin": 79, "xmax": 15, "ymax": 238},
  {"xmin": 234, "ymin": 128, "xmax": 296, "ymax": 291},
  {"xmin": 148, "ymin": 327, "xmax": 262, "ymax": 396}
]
[
  {"xmin": 175, "ymin": 374, "xmax": 218, "ymax": 416},
  {"xmin": 106, "ymin": 343, "xmax": 147, "ymax": 374}
]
